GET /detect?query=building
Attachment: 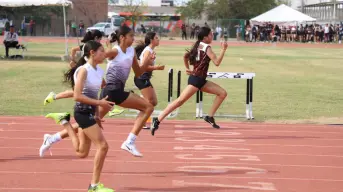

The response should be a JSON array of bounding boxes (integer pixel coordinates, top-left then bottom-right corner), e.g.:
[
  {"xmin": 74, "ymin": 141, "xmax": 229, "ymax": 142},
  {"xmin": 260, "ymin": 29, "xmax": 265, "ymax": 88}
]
[
  {"xmin": 291, "ymin": 0, "xmax": 329, "ymax": 10},
  {"xmin": 295, "ymin": 0, "xmax": 343, "ymax": 23},
  {"xmin": 162, "ymin": 0, "xmax": 174, "ymax": 6},
  {"xmin": 109, "ymin": 0, "xmax": 174, "ymax": 7},
  {"xmin": 8, "ymin": 0, "xmax": 108, "ymax": 36}
]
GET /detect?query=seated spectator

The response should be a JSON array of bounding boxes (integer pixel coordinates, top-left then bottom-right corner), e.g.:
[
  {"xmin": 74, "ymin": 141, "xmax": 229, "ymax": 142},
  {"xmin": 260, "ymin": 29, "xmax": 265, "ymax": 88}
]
[{"xmin": 3, "ymin": 25, "xmax": 25, "ymax": 58}]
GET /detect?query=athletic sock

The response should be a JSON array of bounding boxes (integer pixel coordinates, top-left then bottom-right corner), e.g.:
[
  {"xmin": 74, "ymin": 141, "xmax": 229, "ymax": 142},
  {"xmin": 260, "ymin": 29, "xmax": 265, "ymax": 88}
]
[
  {"xmin": 126, "ymin": 132, "xmax": 137, "ymax": 144},
  {"xmin": 49, "ymin": 133, "xmax": 62, "ymax": 144},
  {"xmin": 91, "ymin": 183, "xmax": 98, "ymax": 188}
]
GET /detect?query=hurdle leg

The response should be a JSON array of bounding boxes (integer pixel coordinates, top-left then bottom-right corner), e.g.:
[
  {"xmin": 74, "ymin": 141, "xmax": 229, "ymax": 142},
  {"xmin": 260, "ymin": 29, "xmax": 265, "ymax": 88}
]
[
  {"xmin": 196, "ymin": 90, "xmax": 199, "ymax": 118},
  {"xmin": 245, "ymin": 79, "xmax": 250, "ymax": 119},
  {"xmin": 177, "ymin": 71, "xmax": 181, "ymax": 98},
  {"xmin": 249, "ymin": 78, "xmax": 254, "ymax": 120},
  {"xmin": 169, "ymin": 70, "xmax": 181, "ymax": 118},
  {"xmin": 200, "ymin": 91, "xmax": 203, "ymax": 118}
]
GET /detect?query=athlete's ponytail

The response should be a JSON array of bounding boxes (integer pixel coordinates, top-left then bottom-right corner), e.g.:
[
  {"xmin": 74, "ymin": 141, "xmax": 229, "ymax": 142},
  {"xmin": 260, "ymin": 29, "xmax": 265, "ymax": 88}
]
[
  {"xmin": 135, "ymin": 32, "xmax": 156, "ymax": 59},
  {"xmin": 81, "ymin": 29, "xmax": 103, "ymax": 43},
  {"xmin": 63, "ymin": 40, "xmax": 102, "ymax": 88},
  {"xmin": 109, "ymin": 30, "xmax": 119, "ymax": 43},
  {"xmin": 185, "ymin": 26, "xmax": 211, "ymax": 65}
]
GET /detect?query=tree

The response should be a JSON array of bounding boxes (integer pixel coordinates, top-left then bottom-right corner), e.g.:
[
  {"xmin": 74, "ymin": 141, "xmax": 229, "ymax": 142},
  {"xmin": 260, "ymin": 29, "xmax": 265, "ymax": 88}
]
[
  {"xmin": 179, "ymin": 0, "xmax": 282, "ymax": 22},
  {"xmin": 122, "ymin": 0, "xmax": 147, "ymax": 32},
  {"xmin": 0, "ymin": 6, "xmax": 63, "ymax": 35},
  {"xmin": 176, "ymin": 0, "xmax": 207, "ymax": 20},
  {"xmin": 275, "ymin": 0, "xmax": 292, "ymax": 6},
  {"xmin": 72, "ymin": 0, "xmax": 101, "ymax": 26},
  {"xmin": 206, "ymin": 0, "xmax": 230, "ymax": 21}
]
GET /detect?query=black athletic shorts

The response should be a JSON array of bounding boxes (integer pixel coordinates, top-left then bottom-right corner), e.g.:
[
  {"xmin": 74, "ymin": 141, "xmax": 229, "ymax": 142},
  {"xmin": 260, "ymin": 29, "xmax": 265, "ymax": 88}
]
[
  {"xmin": 74, "ymin": 106, "xmax": 96, "ymax": 129},
  {"xmin": 188, "ymin": 75, "xmax": 207, "ymax": 90},
  {"xmin": 134, "ymin": 77, "xmax": 153, "ymax": 90},
  {"xmin": 101, "ymin": 85, "xmax": 130, "ymax": 105}
]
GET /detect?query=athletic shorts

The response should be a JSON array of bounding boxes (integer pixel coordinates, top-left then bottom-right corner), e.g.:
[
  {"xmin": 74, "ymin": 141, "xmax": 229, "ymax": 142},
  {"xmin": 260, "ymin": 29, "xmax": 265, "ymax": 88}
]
[
  {"xmin": 100, "ymin": 86, "xmax": 130, "ymax": 105},
  {"xmin": 188, "ymin": 75, "xmax": 207, "ymax": 90},
  {"xmin": 74, "ymin": 106, "xmax": 96, "ymax": 129},
  {"xmin": 134, "ymin": 77, "xmax": 153, "ymax": 90}
]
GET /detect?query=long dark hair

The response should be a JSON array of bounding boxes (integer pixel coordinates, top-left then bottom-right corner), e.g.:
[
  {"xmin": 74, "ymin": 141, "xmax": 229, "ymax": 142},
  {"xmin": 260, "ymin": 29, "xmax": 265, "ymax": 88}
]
[
  {"xmin": 63, "ymin": 40, "xmax": 102, "ymax": 88},
  {"xmin": 135, "ymin": 32, "xmax": 156, "ymax": 58},
  {"xmin": 185, "ymin": 26, "xmax": 211, "ymax": 65},
  {"xmin": 81, "ymin": 29, "xmax": 103, "ymax": 43},
  {"xmin": 109, "ymin": 25, "xmax": 132, "ymax": 45},
  {"xmin": 109, "ymin": 29, "xmax": 119, "ymax": 43}
]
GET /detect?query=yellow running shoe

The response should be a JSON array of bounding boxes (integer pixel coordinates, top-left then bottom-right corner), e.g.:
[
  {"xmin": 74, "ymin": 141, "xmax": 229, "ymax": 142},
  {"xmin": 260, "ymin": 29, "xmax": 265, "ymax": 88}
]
[
  {"xmin": 45, "ymin": 112, "xmax": 70, "ymax": 124},
  {"xmin": 44, "ymin": 92, "xmax": 56, "ymax": 106},
  {"xmin": 88, "ymin": 183, "xmax": 115, "ymax": 192},
  {"xmin": 108, "ymin": 106, "xmax": 125, "ymax": 117}
]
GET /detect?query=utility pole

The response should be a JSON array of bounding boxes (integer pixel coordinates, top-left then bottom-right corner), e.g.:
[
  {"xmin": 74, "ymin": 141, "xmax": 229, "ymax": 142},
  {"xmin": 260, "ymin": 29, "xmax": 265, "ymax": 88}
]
[
  {"xmin": 333, "ymin": 0, "xmax": 336, "ymax": 23},
  {"xmin": 301, "ymin": 0, "xmax": 304, "ymax": 13}
]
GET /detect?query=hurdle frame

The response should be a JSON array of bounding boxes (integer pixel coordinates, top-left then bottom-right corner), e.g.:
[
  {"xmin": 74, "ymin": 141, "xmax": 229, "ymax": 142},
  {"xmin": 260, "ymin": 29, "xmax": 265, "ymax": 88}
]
[
  {"xmin": 195, "ymin": 72, "xmax": 255, "ymax": 120},
  {"xmin": 125, "ymin": 68, "xmax": 181, "ymax": 118}
]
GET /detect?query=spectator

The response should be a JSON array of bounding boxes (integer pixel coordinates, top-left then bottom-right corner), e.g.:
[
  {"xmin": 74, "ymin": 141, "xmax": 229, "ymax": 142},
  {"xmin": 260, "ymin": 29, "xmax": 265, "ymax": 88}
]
[
  {"xmin": 324, "ymin": 23, "xmax": 329, "ymax": 42},
  {"xmin": 141, "ymin": 24, "xmax": 146, "ymax": 35},
  {"xmin": 79, "ymin": 20, "xmax": 85, "ymax": 37},
  {"xmin": 29, "ymin": 19, "xmax": 35, "ymax": 36},
  {"xmin": 190, "ymin": 23, "xmax": 196, "ymax": 39},
  {"xmin": 181, "ymin": 23, "xmax": 187, "ymax": 40},
  {"xmin": 5, "ymin": 21, "xmax": 10, "ymax": 32},
  {"xmin": 3, "ymin": 25, "xmax": 24, "ymax": 58},
  {"xmin": 71, "ymin": 21, "xmax": 77, "ymax": 37}
]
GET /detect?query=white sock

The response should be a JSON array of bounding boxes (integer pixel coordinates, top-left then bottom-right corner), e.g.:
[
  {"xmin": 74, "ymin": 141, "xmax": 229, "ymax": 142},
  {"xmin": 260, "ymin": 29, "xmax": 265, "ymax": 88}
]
[
  {"xmin": 91, "ymin": 183, "xmax": 98, "ymax": 188},
  {"xmin": 60, "ymin": 119, "xmax": 69, "ymax": 125},
  {"xmin": 126, "ymin": 132, "xmax": 137, "ymax": 144},
  {"xmin": 53, "ymin": 94, "xmax": 57, "ymax": 100},
  {"xmin": 49, "ymin": 133, "xmax": 62, "ymax": 144}
]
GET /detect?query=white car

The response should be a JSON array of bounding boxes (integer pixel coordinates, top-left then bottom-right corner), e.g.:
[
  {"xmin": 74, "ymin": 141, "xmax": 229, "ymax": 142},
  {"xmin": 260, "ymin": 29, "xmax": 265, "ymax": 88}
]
[{"xmin": 87, "ymin": 22, "xmax": 112, "ymax": 36}]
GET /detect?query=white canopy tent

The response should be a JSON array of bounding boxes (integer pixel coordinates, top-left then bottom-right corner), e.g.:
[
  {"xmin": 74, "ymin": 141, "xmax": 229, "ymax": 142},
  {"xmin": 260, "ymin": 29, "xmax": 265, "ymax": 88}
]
[
  {"xmin": 250, "ymin": 4, "xmax": 316, "ymax": 26},
  {"xmin": 0, "ymin": 0, "xmax": 73, "ymax": 56}
]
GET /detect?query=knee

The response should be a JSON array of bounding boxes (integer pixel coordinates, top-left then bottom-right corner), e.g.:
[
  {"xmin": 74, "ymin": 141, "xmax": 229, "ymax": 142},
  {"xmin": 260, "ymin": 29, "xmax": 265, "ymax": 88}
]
[
  {"xmin": 77, "ymin": 151, "xmax": 89, "ymax": 158},
  {"xmin": 218, "ymin": 90, "xmax": 227, "ymax": 99},
  {"xmin": 149, "ymin": 99, "xmax": 158, "ymax": 107},
  {"xmin": 99, "ymin": 141, "xmax": 109, "ymax": 153},
  {"xmin": 144, "ymin": 103, "xmax": 154, "ymax": 114}
]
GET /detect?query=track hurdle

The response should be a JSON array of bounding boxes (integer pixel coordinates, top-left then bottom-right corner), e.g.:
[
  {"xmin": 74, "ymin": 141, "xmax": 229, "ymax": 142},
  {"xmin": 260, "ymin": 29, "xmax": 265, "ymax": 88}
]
[
  {"xmin": 195, "ymin": 72, "xmax": 255, "ymax": 120},
  {"xmin": 125, "ymin": 68, "xmax": 181, "ymax": 118}
]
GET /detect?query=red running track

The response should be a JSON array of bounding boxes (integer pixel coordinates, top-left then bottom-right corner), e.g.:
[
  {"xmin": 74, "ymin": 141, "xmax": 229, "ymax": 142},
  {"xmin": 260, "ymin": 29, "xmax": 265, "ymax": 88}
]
[{"xmin": 0, "ymin": 116, "xmax": 343, "ymax": 191}]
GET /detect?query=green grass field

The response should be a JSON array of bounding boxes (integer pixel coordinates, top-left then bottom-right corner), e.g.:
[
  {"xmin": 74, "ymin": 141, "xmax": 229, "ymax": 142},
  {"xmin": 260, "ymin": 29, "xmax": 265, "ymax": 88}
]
[{"xmin": 1, "ymin": 41, "xmax": 343, "ymax": 124}]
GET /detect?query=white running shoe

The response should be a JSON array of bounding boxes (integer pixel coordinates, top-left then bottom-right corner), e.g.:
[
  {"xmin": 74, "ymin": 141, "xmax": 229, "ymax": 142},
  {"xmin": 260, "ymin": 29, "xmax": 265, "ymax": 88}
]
[
  {"xmin": 39, "ymin": 134, "xmax": 53, "ymax": 157},
  {"xmin": 120, "ymin": 141, "xmax": 143, "ymax": 157}
]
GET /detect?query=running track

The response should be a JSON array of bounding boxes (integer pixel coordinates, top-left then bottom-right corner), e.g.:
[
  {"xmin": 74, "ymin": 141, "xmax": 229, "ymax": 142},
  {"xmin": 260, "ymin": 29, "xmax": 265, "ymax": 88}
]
[
  {"xmin": 18, "ymin": 36, "xmax": 343, "ymax": 49},
  {"xmin": 0, "ymin": 116, "xmax": 343, "ymax": 191}
]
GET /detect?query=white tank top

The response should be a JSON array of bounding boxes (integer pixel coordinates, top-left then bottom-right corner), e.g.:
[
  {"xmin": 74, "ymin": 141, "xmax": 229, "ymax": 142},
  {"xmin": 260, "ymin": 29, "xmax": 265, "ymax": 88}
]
[
  {"xmin": 73, "ymin": 63, "xmax": 104, "ymax": 110},
  {"xmin": 137, "ymin": 46, "xmax": 155, "ymax": 80},
  {"xmin": 106, "ymin": 45, "xmax": 135, "ymax": 89},
  {"xmin": 139, "ymin": 46, "xmax": 155, "ymax": 64}
]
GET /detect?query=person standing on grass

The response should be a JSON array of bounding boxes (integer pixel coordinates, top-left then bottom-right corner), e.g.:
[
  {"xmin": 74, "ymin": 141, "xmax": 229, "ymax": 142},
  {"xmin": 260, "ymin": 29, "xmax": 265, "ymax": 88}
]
[
  {"xmin": 134, "ymin": 32, "xmax": 165, "ymax": 129},
  {"xmin": 150, "ymin": 26, "xmax": 228, "ymax": 136},
  {"xmin": 98, "ymin": 25, "xmax": 155, "ymax": 157},
  {"xmin": 45, "ymin": 40, "xmax": 115, "ymax": 192}
]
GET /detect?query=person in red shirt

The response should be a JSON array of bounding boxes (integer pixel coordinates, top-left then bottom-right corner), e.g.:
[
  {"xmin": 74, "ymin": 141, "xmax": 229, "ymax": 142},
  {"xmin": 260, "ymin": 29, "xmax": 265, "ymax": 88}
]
[{"xmin": 150, "ymin": 26, "xmax": 228, "ymax": 135}]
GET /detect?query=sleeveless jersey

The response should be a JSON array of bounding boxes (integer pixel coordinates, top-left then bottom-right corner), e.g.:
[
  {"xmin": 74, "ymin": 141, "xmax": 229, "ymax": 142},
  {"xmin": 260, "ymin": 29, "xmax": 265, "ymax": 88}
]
[
  {"xmin": 137, "ymin": 46, "xmax": 155, "ymax": 80},
  {"xmin": 191, "ymin": 42, "xmax": 211, "ymax": 78},
  {"xmin": 73, "ymin": 63, "xmax": 104, "ymax": 111},
  {"xmin": 106, "ymin": 45, "xmax": 135, "ymax": 89}
]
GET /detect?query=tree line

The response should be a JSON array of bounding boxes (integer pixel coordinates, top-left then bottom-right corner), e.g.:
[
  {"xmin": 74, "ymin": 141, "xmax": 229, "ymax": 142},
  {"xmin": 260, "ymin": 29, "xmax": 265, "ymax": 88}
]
[{"xmin": 176, "ymin": 0, "xmax": 292, "ymax": 21}]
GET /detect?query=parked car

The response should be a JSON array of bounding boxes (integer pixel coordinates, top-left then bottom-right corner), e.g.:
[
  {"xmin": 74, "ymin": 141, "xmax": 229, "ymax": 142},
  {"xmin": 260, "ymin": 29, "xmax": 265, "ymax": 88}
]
[{"xmin": 86, "ymin": 22, "xmax": 112, "ymax": 36}]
